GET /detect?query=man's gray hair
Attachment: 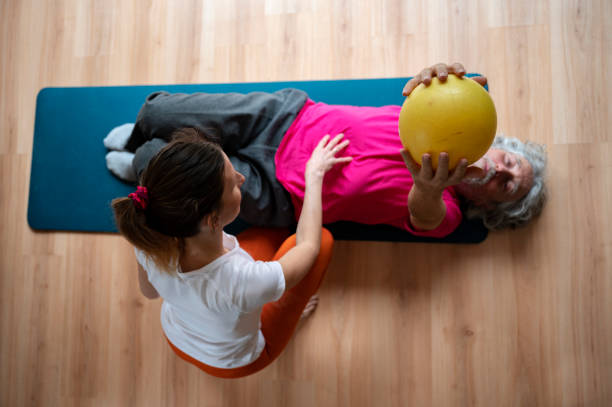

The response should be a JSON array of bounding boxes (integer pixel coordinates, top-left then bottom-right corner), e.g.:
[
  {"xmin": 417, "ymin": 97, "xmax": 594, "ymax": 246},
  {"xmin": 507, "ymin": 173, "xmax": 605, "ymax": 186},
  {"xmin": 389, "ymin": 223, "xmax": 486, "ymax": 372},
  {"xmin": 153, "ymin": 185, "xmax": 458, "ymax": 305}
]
[{"xmin": 465, "ymin": 134, "xmax": 548, "ymax": 230}]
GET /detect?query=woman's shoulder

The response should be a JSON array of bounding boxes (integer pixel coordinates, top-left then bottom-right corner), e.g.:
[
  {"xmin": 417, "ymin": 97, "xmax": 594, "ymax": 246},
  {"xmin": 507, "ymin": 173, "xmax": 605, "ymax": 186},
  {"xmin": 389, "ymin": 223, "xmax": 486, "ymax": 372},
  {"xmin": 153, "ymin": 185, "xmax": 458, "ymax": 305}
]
[
  {"xmin": 219, "ymin": 235, "xmax": 282, "ymax": 276},
  {"xmin": 134, "ymin": 247, "xmax": 153, "ymax": 269},
  {"xmin": 134, "ymin": 247, "xmax": 179, "ymax": 276}
]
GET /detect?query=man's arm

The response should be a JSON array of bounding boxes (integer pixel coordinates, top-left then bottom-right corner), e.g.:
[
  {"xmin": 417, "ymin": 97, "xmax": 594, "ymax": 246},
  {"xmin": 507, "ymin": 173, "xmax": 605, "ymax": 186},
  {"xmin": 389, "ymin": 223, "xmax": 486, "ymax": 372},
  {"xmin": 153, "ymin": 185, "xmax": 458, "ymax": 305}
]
[
  {"xmin": 399, "ymin": 62, "xmax": 487, "ymax": 230},
  {"xmin": 407, "ymin": 183, "xmax": 448, "ymax": 230},
  {"xmin": 402, "ymin": 62, "xmax": 487, "ymax": 96},
  {"xmin": 402, "ymin": 151, "xmax": 467, "ymax": 231}
]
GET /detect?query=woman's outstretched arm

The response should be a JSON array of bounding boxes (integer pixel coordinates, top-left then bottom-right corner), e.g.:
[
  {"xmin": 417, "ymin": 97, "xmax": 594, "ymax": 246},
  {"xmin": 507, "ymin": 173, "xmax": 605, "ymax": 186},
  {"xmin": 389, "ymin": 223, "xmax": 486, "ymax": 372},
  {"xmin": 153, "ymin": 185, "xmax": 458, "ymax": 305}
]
[{"xmin": 277, "ymin": 134, "xmax": 352, "ymax": 289}]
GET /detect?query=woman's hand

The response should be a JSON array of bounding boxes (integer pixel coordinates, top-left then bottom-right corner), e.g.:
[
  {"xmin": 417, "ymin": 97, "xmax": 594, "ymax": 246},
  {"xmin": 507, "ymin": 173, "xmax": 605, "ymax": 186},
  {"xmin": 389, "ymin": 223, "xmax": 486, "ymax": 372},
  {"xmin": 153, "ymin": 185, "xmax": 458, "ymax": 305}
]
[
  {"xmin": 305, "ymin": 134, "xmax": 352, "ymax": 182},
  {"xmin": 402, "ymin": 62, "xmax": 488, "ymax": 96},
  {"xmin": 401, "ymin": 150, "xmax": 468, "ymax": 196},
  {"xmin": 279, "ymin": 133, "xmax": 352, "ymax": 289}
]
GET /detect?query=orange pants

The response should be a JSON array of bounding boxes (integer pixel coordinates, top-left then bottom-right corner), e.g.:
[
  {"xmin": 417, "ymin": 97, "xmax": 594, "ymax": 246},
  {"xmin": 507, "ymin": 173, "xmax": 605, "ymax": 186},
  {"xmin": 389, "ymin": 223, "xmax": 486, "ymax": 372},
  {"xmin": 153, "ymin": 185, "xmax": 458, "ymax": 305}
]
[{"xmin": 166, "ymin": 227, "xmax": 334, "ymax": 378}]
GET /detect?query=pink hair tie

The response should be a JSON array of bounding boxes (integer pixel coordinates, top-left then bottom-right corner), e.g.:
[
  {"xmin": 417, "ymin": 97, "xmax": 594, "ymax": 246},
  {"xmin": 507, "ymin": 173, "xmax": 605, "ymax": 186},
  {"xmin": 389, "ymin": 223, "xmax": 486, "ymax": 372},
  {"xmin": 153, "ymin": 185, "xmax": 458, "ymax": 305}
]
[{"xmin": 128, "ymin": 186, "xmax": 149, "ymax": 210}]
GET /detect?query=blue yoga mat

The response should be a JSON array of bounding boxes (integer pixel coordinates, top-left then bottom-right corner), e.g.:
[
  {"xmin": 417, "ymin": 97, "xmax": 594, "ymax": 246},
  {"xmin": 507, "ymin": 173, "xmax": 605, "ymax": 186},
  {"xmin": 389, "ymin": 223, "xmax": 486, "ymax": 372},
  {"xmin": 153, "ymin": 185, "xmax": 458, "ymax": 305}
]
[{"xmin": 28, "ymin": 77, "xmax": 488, "ymax": 243}]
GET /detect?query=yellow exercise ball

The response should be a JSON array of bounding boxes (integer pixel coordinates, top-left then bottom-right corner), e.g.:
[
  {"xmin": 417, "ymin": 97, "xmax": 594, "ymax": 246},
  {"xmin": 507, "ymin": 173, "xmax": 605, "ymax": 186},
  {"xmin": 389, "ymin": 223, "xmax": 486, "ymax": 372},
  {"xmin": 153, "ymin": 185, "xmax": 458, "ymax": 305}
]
[{"xmin": 398, "ymin": 74, "xmax": 497, "ymax": 170}]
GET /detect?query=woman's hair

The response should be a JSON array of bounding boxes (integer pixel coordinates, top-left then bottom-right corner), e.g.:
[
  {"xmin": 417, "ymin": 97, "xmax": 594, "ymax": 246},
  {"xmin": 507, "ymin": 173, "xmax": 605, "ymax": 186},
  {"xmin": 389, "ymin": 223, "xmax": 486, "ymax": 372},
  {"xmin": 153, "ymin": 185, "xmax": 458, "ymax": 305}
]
[
  {"xmin": 112, "ymin": 128, "xmax": 226, "ymax": 271},
  {"xmin": 465, "ymin": 134, "xmax": 548, "ymax": 230}
]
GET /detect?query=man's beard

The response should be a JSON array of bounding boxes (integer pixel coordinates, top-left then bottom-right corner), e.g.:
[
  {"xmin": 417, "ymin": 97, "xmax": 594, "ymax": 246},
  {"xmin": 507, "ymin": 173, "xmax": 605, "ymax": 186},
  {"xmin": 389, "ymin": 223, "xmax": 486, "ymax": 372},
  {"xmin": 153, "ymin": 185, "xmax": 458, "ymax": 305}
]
[{"xmin": 462, "ymin": 157, "xmax": 496, "ymax": 186}]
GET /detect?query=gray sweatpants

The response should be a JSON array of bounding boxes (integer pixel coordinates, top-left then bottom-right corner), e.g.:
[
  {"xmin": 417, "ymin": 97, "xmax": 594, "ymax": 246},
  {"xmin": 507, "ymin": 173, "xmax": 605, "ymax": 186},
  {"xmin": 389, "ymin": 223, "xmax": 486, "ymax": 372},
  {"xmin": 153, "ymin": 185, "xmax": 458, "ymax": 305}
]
[{"xmin": 127, "ymin": 88, "xmax": 308, "ymax": 228}]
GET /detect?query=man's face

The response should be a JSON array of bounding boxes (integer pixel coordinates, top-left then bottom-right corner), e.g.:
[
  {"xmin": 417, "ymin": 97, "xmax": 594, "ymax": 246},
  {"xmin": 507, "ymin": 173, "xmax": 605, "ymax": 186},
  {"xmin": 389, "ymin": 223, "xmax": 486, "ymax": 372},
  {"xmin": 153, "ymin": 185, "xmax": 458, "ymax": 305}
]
[{"xmin": 458, "ymin": 148, "xmax": 534, "ymax": 208}]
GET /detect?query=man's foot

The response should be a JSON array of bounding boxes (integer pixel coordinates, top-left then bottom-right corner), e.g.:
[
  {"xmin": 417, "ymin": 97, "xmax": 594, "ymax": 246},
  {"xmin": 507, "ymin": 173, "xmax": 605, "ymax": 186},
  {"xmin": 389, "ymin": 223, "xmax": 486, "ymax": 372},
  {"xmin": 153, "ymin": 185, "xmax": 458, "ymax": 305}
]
[
  {"xmin": 103, "ymin": 123, "xmax": 134, "ymax": 151},
  {"xmin": 106, "ymin": 151, "xmax": 137, "ymax": 182},
  {"xmin": 300, "ymin": 295, "xmax": 319, "ymax": 320}
]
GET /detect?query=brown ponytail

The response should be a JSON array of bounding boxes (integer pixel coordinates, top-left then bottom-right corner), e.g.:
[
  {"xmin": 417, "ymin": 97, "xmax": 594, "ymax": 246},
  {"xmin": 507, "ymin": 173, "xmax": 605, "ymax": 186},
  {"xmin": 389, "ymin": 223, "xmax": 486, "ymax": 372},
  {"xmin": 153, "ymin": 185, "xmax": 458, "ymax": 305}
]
[
  {"xmin": 112, "ymin": 128, "xmax": 226, "ymax": 272},
  {"xmin": 112, "ymin": 196, "xmax": 181, "ymax": 270}
]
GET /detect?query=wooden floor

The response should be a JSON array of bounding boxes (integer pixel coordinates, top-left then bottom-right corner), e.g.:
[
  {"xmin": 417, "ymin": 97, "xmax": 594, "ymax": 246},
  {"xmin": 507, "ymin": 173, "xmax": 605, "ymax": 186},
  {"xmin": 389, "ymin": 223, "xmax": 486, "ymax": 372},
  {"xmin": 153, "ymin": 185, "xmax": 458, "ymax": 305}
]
[{"xmin": 1, "ymin": 1, "xmax": 611, "ymax": 406}]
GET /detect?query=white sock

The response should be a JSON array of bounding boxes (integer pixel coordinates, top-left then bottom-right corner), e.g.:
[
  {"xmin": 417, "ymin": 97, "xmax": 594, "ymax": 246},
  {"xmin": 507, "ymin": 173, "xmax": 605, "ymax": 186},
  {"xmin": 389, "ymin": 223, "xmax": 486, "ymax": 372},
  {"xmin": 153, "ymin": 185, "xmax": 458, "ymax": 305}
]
[
  {"xmin": 103, "ymin": 123, "xmax": 135, "ymax": 151},
  {"xmin": 106, "ymin": 151, "xmax": 137, "ymax": 182}
]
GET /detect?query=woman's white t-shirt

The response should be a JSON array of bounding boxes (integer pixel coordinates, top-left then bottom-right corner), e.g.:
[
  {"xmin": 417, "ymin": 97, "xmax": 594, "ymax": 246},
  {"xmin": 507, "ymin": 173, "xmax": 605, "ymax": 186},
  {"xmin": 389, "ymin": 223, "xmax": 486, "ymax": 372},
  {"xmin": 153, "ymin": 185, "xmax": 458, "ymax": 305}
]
[{"xmin": 135, "ymin": 233, "xmax": 286, "ymax": 369}]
